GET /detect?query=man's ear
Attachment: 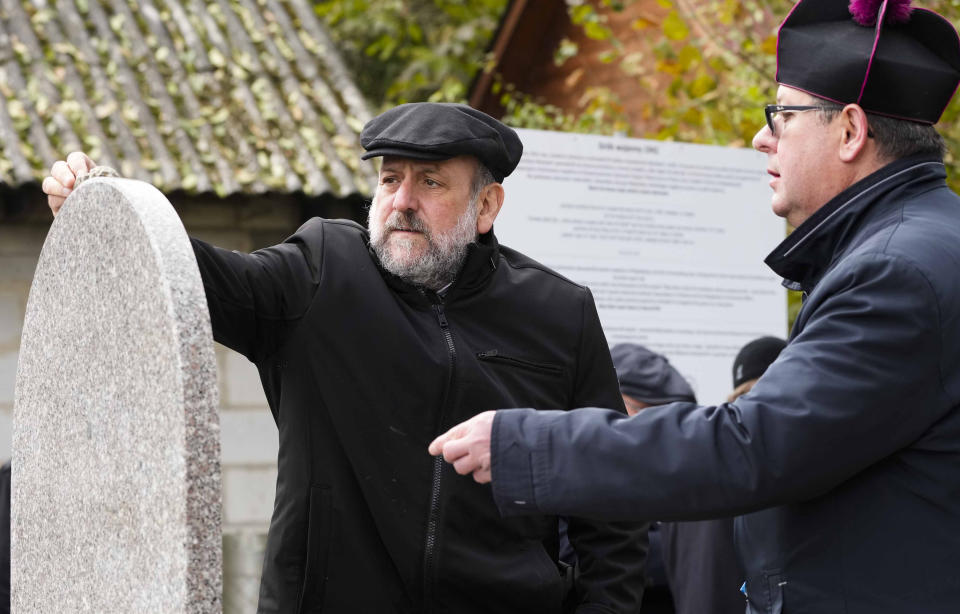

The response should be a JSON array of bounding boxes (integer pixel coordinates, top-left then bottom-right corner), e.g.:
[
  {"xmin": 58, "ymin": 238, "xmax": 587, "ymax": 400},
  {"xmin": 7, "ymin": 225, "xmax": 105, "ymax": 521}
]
[
  {"xmin": 476, "ymin": 183, "xmax": 505, "ymax": 235},
  {"xmin": 837, "ymin": 104, "xmax": 872, "ymax": 163}
]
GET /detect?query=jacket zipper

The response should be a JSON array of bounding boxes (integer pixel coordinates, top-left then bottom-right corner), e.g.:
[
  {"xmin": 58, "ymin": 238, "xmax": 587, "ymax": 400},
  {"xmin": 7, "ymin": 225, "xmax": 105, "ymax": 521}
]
[
  {"xmin": 423, "ymin": 302, "xmax": 456, "ymax": 612},
  {"xmin": 476, "ymin": 349, "xmax": 566, "ymax": 375}
]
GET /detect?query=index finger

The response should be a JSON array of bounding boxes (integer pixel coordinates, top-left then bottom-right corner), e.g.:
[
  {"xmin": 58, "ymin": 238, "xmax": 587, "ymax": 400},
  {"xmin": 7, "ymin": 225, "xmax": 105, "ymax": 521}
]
[
  {"xmin": 439, "ymin": 436, "xmax": 470, "ymax": 465},
  {"xmin": 428, "ymin": 423, "xmax": 465, "ymax": 456}
]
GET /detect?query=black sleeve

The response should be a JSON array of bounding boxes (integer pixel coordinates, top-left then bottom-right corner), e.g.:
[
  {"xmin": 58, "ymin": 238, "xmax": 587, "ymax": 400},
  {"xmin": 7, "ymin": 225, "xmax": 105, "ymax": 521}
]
[
  {"xmin": 491, "ymin": 253, "xmax": 947, "ymax": 521},
  {"xmin": 564, "ymin": 288, "xmax": 648, "ymax": 614},
  {"xmin": 190, "ymin": 219, "xmax": 324, "ymax": 362},
  {"xmin": 0, "ymin": 460, "xmax": 10, "ymax": 614}
]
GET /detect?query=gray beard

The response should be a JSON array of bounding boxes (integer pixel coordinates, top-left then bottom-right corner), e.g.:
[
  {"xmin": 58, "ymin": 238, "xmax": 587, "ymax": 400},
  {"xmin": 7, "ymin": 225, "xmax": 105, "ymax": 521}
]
[{"xmin": 368, "ymin": 197, "xmax": 480, "ymax": 291}]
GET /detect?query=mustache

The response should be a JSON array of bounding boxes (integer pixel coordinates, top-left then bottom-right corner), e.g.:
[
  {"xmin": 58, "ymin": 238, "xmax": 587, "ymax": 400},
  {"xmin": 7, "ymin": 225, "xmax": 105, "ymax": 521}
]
[{"xmin": 384, "ymin": 210, "xmax": 429, "ymax": 235}]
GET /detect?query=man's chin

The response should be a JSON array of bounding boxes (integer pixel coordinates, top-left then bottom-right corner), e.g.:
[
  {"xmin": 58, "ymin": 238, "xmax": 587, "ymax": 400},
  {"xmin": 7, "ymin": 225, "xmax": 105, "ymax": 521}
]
[
  {"xmin": 770, "ymin": 197, "xmax": 789, "ymax": 221},
  {"xmin": 385, "ymin": 237, "xmax": 426, "ymax": 264}
]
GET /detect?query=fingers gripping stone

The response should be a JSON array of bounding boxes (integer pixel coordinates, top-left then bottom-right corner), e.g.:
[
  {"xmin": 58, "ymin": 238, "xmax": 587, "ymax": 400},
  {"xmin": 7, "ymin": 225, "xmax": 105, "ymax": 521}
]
[{"xmin": 74, "ymin": 165, "xmax": 121, "ymax": 187}]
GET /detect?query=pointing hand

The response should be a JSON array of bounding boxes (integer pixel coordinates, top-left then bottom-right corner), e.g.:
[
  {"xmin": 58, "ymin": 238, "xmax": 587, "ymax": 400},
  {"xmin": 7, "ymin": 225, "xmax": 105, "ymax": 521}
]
[{"xmin": 428, "ymin": 410, "xmax": 496, "ymax": 484}]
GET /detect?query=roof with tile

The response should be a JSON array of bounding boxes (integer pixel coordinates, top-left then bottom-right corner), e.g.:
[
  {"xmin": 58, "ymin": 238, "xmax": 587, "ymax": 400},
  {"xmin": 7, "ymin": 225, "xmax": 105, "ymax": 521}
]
[{"xmin": 0, "ymin": 0, "xmax": 378, "ymax": 197}]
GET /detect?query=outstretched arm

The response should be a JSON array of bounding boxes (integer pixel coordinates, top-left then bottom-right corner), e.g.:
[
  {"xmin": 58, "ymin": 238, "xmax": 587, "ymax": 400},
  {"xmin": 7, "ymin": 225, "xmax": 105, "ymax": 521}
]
[
  {"xmin": 436, "ymin": 253, "xmax": 949, "ymax": 523},
  {"xmin": 190, "ymin": 233, "xmax": 321, "ymax": 361}
]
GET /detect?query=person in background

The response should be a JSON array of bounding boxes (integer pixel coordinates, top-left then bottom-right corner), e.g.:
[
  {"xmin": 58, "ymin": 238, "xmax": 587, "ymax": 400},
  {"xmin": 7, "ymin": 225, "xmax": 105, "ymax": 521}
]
[
  {"xmin": 609, "ymin": 344, "xmax": 697, "ymax": 614},
  {"xmin": 660, "ymin": 336, "xmax": 786, "ymax": 614},
  {"xmin": 727, "ymin": 337, "xmax": 787, "ymax": 403}
]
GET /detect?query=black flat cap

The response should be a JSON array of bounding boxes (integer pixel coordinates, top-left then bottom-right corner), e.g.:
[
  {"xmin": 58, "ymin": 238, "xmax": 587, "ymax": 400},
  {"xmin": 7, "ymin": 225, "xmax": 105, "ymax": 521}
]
[
  {"xmin": 611, "ymin": 344, "xmax": 697, "ymax": 405},
  {"xmin": 776, "ymin": 0, "xmax": 960, "ymax": 123},
  {"xmin": 360, "ymin": 103, "xmax": 523, "ymax": 182},
  {"xmin": 732, "ymin": 336, "xmax": 786, "ymax": 389}
]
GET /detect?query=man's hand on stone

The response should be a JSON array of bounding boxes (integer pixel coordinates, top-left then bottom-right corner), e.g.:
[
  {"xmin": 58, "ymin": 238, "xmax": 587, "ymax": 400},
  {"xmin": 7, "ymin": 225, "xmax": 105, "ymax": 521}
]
[
  {"xmin": 428, "ymin": 410, "xmax": 496, "ymax": 484},
  {"xmin": 43, "ymin": 152, "xmax": 96, "ymax": 217}
]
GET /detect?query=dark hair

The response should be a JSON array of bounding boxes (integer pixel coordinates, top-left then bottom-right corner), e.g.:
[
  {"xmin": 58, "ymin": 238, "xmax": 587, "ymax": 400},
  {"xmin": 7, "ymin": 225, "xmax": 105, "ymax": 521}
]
[
  {"xmin": 470, "ymin": 162, "xmax": 496, "ymax": 203},
  {"xmin": 814, "ymin": 98, "xmax": 945, "ymax": 161}
]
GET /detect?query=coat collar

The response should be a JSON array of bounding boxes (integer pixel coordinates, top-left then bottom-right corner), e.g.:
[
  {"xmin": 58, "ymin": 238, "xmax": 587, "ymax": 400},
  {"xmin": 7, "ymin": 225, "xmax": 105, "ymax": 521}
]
[
  {"xmin": 370, "ymin": 229, "xmax": 500, "ymax": 306},
  {"xmin": 764, "ymin": 154, "xmax": 946, "ymax": 292}
]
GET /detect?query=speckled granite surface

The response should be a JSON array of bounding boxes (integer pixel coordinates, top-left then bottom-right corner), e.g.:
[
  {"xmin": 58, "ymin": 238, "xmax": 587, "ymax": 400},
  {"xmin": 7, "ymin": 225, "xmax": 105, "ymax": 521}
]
[{"xmin": 13, "ymin": 178, "xmax": 222, "ymax": 613}]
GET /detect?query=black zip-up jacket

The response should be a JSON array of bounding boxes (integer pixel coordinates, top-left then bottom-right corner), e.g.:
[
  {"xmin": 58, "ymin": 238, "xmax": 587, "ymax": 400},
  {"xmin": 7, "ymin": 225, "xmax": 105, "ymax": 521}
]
[{"xmin": 191, "ymin": 218, "xmax": 647, "ymax": 613}]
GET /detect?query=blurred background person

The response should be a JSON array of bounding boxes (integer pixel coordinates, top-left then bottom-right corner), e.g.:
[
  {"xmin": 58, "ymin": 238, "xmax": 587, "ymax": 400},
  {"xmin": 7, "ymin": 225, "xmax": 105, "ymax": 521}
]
[
  {"xmin": 727, "ymin": 337, "xmax": 787, "ymax": 403},
  {"xmin": 610, "ymin": 344, "xmax": 700, "ymax": 613},
  {"xmin": 661, "ymin": 336, "xmax": 785, "ymax": 614}
]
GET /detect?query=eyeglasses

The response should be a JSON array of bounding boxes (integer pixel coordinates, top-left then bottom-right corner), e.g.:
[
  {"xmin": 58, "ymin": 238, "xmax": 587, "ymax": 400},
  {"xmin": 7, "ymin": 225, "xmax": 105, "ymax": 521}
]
[{"xmin": 764, "ymin": 104, "xmax": 835, "ymax": 136}]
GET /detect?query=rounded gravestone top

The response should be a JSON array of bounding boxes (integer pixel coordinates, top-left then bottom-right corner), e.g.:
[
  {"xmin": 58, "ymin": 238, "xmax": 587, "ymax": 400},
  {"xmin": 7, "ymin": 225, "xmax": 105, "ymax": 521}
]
[{"xmin": 13, "ymin": 178, "xmax": 221, "ymax": 613}]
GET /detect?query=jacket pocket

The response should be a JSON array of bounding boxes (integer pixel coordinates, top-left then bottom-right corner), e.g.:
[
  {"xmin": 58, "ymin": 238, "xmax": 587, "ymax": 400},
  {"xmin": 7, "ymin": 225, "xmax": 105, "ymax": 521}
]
[
  {"xmin": 476, "ymin": 350, "xmax": 567, "ymax": 377},
  {"xmin": 298, "ymin": 485, "xmax": 334, "ymax": 614}
]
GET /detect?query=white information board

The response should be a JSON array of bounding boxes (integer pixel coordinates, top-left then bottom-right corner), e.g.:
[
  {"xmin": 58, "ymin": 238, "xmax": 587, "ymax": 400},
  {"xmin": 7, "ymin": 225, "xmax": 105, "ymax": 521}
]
[{"xmin": 498, "ymin": 129, "xmax": 788, "ymax": 405}]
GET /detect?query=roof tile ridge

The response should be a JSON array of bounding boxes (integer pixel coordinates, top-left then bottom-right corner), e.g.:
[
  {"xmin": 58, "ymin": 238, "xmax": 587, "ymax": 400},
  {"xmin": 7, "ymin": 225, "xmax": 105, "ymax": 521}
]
[
  {"xmin": 212, "ymin": 0, "xmax": 341, "ymax": 194},
  {"xmin": 2, "ymin": 0, "xmax": 122, "ymax": 169},
  {"xmin": 253, "ymin": 0, "xmax": 373, "ymax": 193},
  {"xmin": 279, "ymin": 0, "xmax": 377, "ymax": 191},
  {"xmin": 258, "ymin": 0, "xmax": 350, "ymax": 135},
  {"xmin": 101, "ymin": 0, "xmax": 211, "ymax": 192},
  {"xmin": 0, "ymin": 53, "xmax": 58, "ymax": 169},
  {"xmin": 157, "ymin": 0, "xmax": 212, "ymax": 72},
  {"xmin": 0, "ymin": 85, "xmax": 33, "ymax": 182},
  {"xmin": 111, "ymin": 0, "xmax": 235, "ymax": 194},
  {"xmin": 231, "ymin": 0, "xmax": 344, "ymax": 195},
  {"xmin": 73, "ymin": 0, "xmax": 179, "ymax": 186},
  {"xmin": 285, "ymin": 0, "xmax": 372, "ymax": 124},
  {"xmin": 50, "ymin": 0, "xmax": 149, "ymax": 179},
  {"xmin": 0, "ymin": 0, "xmax": 88, "ymax": 170},
  {"xmin": 178, "ymin": 0, "xmax": 269, "ymax": 194},
  {"xmin": 0, "ymin": 5, "xmax": 33, "ymax": 180},
  {"xmin": 202, "ymin": 0, "xmax": 302, "ymax": 192}
]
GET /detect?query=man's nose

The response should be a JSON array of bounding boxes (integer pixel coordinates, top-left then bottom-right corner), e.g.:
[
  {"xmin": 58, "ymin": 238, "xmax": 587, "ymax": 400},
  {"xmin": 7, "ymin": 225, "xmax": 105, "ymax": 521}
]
[
  {"xmin": 392, "ymin": 178, "xmax": 418, "ymax": 211},
  {"xmin": 752, "ymin": 124, "xmax": 778, "ymax": 153}
]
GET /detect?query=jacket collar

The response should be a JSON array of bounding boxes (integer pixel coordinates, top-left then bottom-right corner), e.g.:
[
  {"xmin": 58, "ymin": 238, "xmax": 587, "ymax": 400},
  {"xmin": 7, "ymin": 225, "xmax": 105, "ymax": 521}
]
[
  {"xmin": 764, "ymin": 154, "xmax": 945, "ymax": 292},
  {"xmin": 370, "ymin": 229, "xmax": 500, "ymax": 306}
]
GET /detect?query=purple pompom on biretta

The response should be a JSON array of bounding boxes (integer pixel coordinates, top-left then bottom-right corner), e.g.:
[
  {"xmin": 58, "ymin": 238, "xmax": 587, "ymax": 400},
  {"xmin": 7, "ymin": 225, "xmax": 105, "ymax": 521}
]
[{"xmin": 849, "ymin": 0, "xmax": 913, "ymax": 27}]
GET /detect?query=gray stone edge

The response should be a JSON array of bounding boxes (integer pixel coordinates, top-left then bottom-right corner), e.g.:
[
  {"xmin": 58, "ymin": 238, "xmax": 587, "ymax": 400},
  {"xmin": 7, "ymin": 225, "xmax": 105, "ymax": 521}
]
[{"xmin": 68, "ymin": 178, "xmax": 223, "ymax": 611}]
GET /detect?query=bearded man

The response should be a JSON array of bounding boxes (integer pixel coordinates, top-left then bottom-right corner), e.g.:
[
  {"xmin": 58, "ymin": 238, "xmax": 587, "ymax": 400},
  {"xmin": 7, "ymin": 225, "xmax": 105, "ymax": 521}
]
[{"xmin": 43, "ymin": 103, "xmax": 646, "ymax": 614}]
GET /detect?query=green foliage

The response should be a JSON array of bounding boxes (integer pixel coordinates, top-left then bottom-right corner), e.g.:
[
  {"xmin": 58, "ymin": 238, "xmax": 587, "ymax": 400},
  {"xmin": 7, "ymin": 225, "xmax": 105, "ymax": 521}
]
[
  {"xmin": 496, "ymin": 83, "xmax": 633, "ymax": 135},
  {"xmin": 497, "ymin": 0, "xmax": 960, "ymax": 182},
  {"xmin": 313, "ymin": 0, "xmax": 506, "ymax": 109},
  {"xmin": 494, "ymin": 0, "xmax": 776, "ymax": 147}
]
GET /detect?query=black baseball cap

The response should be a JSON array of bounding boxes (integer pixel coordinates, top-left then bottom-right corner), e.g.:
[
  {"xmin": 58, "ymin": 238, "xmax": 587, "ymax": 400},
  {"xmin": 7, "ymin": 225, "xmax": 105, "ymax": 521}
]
[{"xmin": 732, "ymin": 337, "xmax": 786, "ymax": 389}]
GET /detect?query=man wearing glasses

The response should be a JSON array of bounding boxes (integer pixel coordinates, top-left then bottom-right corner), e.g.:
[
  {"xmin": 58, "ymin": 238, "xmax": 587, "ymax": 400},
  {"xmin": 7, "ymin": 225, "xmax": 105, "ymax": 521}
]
[{"xmin": 430, "ymin": 0, "xmax": 960, "ymax": 612}]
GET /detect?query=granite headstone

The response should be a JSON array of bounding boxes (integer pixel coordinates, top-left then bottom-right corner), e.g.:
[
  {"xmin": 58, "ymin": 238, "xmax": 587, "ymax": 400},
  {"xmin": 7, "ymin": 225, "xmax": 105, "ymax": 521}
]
[{"xmin": 12, "ymin": 176, "xmax": 222, "ymax": 612}]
